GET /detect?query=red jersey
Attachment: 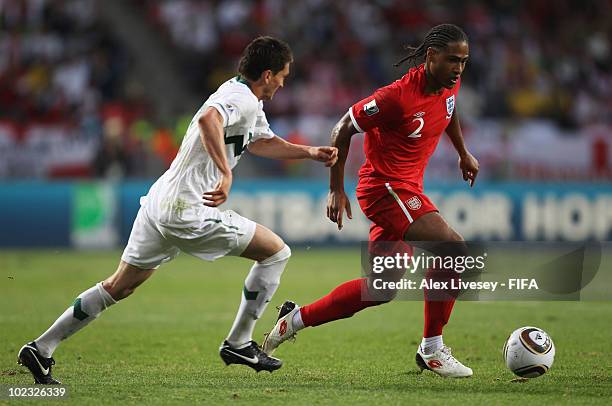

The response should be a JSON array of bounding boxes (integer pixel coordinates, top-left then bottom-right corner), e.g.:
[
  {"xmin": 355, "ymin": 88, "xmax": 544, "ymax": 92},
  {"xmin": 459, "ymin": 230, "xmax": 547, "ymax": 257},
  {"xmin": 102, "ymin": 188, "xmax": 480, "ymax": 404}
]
[{"xmin": 350, "ymin": 64, "xmax": 460, "ymax": 192}]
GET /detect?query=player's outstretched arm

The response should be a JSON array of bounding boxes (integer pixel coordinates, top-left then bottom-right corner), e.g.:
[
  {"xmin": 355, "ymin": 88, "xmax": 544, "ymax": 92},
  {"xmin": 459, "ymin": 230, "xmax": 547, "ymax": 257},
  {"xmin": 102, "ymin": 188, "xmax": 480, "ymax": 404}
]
[
  {"xmin": 327, "ymin": 112, "xmax": 358, "ymax": 230},
  {"xmin": 199, "ymin": 107, "xmax": 233, "ymax": 206},
  {"xmin": 445, "ymin": 109, "xmax": 479, "ymax": 187},
  {"xmin": 247, "ymin": 136, "xmax": 338, "ymax": 166}
]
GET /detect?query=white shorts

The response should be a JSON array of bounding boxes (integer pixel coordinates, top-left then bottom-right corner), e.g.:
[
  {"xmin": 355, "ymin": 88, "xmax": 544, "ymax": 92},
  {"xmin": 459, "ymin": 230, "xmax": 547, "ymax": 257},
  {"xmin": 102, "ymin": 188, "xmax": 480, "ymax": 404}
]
[{"xmin": 121, "ymin": 206, "xmax": 256, "ymax": 270}]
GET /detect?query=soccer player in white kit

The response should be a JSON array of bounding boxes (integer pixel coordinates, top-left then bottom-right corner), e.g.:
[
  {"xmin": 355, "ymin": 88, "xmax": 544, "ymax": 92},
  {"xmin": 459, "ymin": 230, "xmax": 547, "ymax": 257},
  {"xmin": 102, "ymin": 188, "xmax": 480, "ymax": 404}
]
[{"xmin": 17, "ymin": 36, "xmax": 338, "ymax": 384}]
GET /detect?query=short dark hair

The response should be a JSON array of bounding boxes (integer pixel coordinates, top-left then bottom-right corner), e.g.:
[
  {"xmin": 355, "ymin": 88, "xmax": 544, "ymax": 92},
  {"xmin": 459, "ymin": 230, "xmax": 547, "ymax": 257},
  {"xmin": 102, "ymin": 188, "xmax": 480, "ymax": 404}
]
[
  {"xmin": 238, "ymin": 36, "xmax": 293, "ymax": 81},
  {"xmin": 394, "ymin": 24, "xmax": 468, "ymax": 67}
]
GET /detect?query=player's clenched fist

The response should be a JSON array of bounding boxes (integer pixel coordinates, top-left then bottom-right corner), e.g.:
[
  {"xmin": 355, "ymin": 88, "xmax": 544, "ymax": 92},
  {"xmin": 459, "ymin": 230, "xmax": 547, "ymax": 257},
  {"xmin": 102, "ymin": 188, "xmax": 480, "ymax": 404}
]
[
  {"xmin": 326, "ymin": 189, "xmax": 352, "ymax": 230},
  {"xmin": 309, "ymin": 146, "xmax": 338, "ymax": 167}
]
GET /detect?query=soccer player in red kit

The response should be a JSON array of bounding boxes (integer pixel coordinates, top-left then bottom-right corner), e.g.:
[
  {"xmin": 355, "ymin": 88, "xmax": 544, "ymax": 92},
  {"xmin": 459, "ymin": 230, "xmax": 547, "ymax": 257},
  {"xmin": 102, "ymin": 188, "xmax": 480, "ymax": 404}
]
[{"xmin": 264, "ymin": 24, "xmax": 479, "ymax": 378}]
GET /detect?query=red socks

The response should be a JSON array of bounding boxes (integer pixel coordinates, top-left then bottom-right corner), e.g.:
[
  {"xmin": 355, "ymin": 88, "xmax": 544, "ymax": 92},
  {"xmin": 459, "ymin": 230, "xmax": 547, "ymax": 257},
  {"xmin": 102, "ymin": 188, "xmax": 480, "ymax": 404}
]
[
  {"xmin": 298, "ymin": 271, "xmax": 458, "ymax": 337},
  {"xmin": 423, "ymin": 298, "xmax": 455, "ymax": 337},
  {"xmin": 423, "ymin": 266, "xmax": 458, "ymax": 337},
  {"xmin": 300, "ymin": 278, "xmax": 382, "ymax": 327}
]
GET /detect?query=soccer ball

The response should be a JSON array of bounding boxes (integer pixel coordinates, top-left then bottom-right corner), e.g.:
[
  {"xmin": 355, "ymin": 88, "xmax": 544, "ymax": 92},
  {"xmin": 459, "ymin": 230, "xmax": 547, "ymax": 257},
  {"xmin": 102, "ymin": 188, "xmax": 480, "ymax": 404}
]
[{"xmin": 503, "ymin": 326, "xmax": 555, "ymax": 378}]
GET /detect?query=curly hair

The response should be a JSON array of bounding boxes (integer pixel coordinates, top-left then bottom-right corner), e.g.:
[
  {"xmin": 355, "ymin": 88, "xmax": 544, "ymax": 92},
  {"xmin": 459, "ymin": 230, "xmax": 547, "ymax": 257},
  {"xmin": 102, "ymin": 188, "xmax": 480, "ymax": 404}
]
[{"xmin": 394, "ymin": 24, "xmax": 468, "ymax": 67}]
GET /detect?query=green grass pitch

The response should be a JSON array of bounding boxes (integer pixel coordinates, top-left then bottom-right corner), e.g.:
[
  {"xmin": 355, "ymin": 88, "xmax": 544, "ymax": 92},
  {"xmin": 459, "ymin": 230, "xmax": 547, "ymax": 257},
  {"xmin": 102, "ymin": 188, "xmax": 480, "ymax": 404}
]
[{"xmin": 1, "ymin": 249, "xmax": 611, "ymax": 405}]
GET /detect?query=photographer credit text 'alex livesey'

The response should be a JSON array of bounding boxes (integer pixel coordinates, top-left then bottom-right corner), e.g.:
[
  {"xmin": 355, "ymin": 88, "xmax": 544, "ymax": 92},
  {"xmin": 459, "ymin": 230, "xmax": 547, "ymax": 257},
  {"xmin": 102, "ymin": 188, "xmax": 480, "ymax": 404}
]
[{"xmin": 362, "ymin": 241, "xmax": 609, "ymax": 301}]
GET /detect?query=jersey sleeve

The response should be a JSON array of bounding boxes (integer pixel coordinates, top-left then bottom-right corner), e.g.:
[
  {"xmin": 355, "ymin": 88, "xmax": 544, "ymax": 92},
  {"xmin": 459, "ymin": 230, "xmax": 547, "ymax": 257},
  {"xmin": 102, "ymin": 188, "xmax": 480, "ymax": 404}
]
[
  {"xmin": 207, "ymin": 91, "xmax": 254, "ymax": 128},
  {"xmin": 252, "ymin": 109, "xmax": 276, "ymax": 141},
  {"xmin": 349, "ymin": 83, "xmax": 402, "ymax": 133}
]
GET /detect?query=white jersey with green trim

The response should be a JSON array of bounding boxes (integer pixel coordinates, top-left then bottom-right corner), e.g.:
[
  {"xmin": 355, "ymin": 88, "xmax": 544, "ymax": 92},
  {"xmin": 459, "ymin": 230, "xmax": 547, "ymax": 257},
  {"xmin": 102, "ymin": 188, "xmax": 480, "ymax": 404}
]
[{"xmin": 144, "ymin": 77, "xmax": 275, "ymax": 228}]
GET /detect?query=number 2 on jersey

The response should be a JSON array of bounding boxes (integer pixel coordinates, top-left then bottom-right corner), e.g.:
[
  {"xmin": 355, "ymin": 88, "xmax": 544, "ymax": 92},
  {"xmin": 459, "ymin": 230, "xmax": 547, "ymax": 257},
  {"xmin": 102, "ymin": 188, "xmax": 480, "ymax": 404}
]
[{"xmin": 408, "ymin": 117, "xmax": 424, "ymax": 138}]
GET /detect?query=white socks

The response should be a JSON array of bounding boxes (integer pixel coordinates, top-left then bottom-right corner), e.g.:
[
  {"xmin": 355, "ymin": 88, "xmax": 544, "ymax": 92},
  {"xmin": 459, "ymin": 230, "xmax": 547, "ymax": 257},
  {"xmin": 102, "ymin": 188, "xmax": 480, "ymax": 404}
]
[
  {"xmin": 226, "ymin": 245, "xmax": 291, "ymax": 348},
  {"xmin": 33, "ymin": 245, "xmax": 291, "ymax": 356},
  {"xmin": 421, "ymin": 335, "xmax": 443, "ymax": 355},
  {"xmin": 292, "ymin": 309, "xmax": 305, "ymax": 331},
  {"xmin": 35, "ymin": 282, "xmax": 117, "ymax": 358}
]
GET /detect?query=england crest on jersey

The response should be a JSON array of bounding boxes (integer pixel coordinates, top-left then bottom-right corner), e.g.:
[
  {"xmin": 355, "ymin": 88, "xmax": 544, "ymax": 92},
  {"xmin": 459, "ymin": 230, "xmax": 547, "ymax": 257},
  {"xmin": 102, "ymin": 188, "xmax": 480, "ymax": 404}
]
[
  {"xmin": 406, "ymin": 196, "xmax": 422, "ymax": 210},
  {"xmin": 445, "ymin": 95, "xmax": 455, "ymax": 119}
]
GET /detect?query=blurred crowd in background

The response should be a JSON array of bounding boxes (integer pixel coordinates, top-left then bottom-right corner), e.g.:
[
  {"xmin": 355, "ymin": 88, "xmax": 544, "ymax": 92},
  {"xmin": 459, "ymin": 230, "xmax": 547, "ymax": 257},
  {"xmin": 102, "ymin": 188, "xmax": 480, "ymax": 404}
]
[{"xmin": 1, "ymin": 0, "xmax": 611, "ymax": 181}]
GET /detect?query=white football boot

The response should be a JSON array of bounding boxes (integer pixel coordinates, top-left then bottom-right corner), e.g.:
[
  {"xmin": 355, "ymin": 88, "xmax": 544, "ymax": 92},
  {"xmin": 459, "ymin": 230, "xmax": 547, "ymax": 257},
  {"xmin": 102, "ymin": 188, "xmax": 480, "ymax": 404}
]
[
  {"xmin": 416, "ymin": 345, "xmax": 473, "ymax": 378},
  {"xmin": 263, "ymin": 301, "xmax": 300, "ymax": 355}
]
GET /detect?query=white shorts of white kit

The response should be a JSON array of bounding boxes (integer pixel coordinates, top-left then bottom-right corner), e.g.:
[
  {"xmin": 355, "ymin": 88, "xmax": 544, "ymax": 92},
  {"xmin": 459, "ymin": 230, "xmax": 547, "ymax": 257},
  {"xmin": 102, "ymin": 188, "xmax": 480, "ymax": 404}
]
[{"xmin": 121, "ymin": 206, "xmax": 256, "ymax": 270}]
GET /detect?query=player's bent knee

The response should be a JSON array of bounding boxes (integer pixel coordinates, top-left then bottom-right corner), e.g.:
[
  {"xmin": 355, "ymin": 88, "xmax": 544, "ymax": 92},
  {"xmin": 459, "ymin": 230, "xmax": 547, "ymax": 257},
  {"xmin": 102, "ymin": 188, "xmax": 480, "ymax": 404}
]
[
  {"xmin": 371, "ymin": 290, "xmax": 398, "ymax": 303},
  {"xmin": 266, "ymin": 234, "xmax": 286, "ymax": 257},
  {"xmin": 366, "ymin": 284, "xmax": 399, "ymax": 302},
  {"xmin": 260, "ymin": 244, "xmax": 291, "ymax": 265},
  {"xmin": 102, "ymin": 280, "xmax": 136, "ymax": 301},
  {"xmin": 241, "ymin": 224, "xmax": 287, "ymax": 262},
  {"xmin": 102, "ymin": 263, "xmax": 154, "ymax": 301}
]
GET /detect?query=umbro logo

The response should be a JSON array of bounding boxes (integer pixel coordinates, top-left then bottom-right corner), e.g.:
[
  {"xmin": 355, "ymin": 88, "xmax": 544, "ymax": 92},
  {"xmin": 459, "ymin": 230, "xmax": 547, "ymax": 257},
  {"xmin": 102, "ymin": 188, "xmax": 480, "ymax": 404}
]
[
  {"xmin": 428, "ymin": 360, "xmax": 443, "ymax": 369},
  {"xmin": 279, "ymin": 320, "xmax": 288, "ymax": 336}
]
